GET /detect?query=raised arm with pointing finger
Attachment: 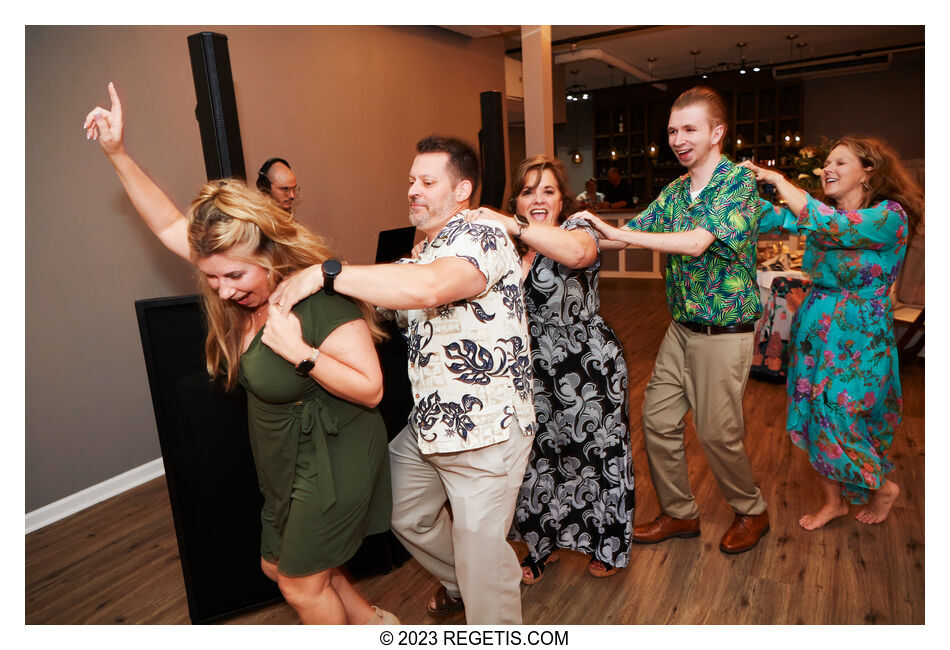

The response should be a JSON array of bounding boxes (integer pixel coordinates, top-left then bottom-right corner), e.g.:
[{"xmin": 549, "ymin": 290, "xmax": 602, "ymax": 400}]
[
  {"xmin": 83, "ymin": 82, "xmax": 191, "ymax": 260},
  {"xmin": 81, "ymin": 82, "xmax": 400, "ymax": 626}
]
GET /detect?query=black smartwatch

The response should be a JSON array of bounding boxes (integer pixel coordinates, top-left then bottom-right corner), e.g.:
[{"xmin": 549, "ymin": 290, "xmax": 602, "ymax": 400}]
[
  {"xmin": 513, "ymin": 213, "xmax": 530, "ymax": 239},
  {"xmin": 322, "ymin": 259, "xmax": 342, "ymax": 296}
]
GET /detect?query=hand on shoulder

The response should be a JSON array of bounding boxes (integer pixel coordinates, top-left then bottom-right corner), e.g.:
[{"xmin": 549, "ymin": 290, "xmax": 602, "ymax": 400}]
[{"xmin": 466, "ymin": 207, "xmax": 516, "ymax": 235}]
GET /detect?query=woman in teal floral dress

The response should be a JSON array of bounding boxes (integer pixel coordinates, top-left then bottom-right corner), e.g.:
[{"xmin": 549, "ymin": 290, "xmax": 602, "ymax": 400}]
[{"xmin": 742, "ymin": 137, "xmax": 923, "ymax": 530}]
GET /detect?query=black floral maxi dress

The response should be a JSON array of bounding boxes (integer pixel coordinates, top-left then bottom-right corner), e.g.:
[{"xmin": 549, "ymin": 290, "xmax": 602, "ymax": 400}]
[{"xmin": 512, "ymin": 217, "xmax": 635, "ymax": 568}]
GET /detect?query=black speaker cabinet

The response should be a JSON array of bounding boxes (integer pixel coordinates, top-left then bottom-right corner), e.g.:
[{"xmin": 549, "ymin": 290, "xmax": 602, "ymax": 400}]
[
  {"xmin": 136, "ymin": 295, "xmax": 411, "ymax": 621},
  {"xmin": 478, "ymin": 90, "xmax": 506, "ymax": 209},
  {"xmin": 188, "ymin": 31, "xmax": 246, "ymax": 181},
  {"xmin": 135, "ymin": 295, "xmax": 280, "ymax": 623}
]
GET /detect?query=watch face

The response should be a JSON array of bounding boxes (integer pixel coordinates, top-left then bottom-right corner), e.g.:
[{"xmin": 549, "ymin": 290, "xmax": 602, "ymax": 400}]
[{"xmin": 323, "ymin": 259, "xmax": 342, "ymax": 277}]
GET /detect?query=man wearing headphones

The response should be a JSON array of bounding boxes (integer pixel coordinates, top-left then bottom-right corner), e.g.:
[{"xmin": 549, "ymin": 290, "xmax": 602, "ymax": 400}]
[{"xmin": 256, "ymin": 157, "xmax": 299, "ymax": 212}]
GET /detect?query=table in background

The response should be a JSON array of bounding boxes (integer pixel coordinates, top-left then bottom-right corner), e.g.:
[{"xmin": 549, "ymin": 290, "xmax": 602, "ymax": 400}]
[
  {"xmin": 595, "ymin": 210, "xmax": 663, "ymax": 279},
  {"xmin": 751, "ymin": 269, "xmax": 811, "ymax": 383}
]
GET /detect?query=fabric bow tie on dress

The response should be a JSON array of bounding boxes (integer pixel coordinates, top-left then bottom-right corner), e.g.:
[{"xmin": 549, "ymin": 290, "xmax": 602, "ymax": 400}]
[{"xmin": 297, "ymin": 399, "xmax": 341, "ymax": 513}]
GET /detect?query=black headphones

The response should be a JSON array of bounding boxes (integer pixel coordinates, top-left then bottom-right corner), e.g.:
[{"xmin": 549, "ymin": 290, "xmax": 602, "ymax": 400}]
[{"xmin": 256, "ymin": 157, "xmax": 291, "ymax": 193}]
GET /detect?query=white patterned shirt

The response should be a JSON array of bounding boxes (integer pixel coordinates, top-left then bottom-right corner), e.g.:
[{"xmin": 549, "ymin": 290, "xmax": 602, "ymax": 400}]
[{"xmin": 392, "ymin": 211, "xmax": 536, "ymax": 454}]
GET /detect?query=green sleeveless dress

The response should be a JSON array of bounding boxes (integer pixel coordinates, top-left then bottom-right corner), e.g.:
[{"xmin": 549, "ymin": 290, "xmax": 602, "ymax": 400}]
[{"xmin": 239, "ymin": 292, "xmax": 391, "ymax": 577}]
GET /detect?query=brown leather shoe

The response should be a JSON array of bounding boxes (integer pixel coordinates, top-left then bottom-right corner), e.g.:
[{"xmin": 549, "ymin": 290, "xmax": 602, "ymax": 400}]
[
  {"xmin": 719, "ymin": 511, "xmax": 770, "ymax": 554},
  {"xmin": 631, "ymin": 514, "xmax": 700, "ymax": 544},
  {"xmin": 426, "ymin": 585, "xmax": 464, "ymax": 618}
]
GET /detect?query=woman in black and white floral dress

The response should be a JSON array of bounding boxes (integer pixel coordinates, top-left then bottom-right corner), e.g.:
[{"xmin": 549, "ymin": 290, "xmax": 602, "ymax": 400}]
[{"xmin": 480, "ymin": 155, "xmax": 634, "ymax": 583}]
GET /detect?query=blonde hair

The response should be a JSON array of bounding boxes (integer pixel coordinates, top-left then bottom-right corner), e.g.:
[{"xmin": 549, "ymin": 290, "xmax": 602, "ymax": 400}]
[
  {"xmin": 831, "ymin": 136, "xmax": 924, "ymax": 238},
  {"xmin": 187, "ymin": 179, "xmax": 385, "ymax": 389}
]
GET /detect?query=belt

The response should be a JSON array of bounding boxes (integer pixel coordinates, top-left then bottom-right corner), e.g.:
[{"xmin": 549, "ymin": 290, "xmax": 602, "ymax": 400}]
[
  {"xmin": 297, "ymin": 399, "xmax": 340, "ymax": 514},
  {"xmin": 676, "ymin": 320, "xmax": 756, "ymax": 335},
  {"xmin": 811, "ymin": 285, "xmax": 886, "ymax": 299}
]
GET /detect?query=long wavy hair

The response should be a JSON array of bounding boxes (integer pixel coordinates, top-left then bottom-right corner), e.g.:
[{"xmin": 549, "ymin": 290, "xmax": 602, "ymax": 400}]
[
  {"xmin": 186, "ymin": 179, "xmax": 385, "ymax": 390},
  {"xmin": 831, "ymin": 136, "xmax": 924, "ymax": 238}
]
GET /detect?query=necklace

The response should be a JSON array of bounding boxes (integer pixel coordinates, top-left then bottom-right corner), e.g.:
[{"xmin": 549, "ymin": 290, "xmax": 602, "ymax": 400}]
[{"xmin": 250, "ymin": 305, "xmax": 268, "ymax": 327}]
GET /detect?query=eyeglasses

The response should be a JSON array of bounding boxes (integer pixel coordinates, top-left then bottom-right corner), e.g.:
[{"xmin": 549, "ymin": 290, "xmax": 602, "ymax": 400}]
[{"xmin": 274, "ymin": 185, "xmax": 300, "ymax": 194}]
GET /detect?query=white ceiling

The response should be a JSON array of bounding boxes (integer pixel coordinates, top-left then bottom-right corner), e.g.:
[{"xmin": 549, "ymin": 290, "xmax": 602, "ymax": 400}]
[{"xmin": 442, "ymin": 25, "xmax": 924, "ymax": 90}]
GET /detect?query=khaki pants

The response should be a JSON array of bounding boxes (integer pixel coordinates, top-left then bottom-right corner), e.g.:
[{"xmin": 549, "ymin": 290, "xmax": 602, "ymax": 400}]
[
  {"xmin": 388, "ymin": 421, "xmax": 534, "ymax": 624},
  {"xmin": 642, "ymin": 321, "xmax": 766, "ymax": 520}
]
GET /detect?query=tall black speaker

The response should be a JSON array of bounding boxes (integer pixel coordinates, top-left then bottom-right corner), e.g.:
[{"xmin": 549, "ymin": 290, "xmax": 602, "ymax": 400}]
[
  {"xmin": 188, "ymin": 31, "xmax": 246, "ymax": 181},
  {"xmin": 478, "ymin": 90, "xmax": 506, "ymax": 209},
  {"xmin": 136, "ymin": 295, "xmax": 410, "ymax": 621},
  {"xmin": 135, "ymin": 296, "xmax": 281, "ymax": 624}
]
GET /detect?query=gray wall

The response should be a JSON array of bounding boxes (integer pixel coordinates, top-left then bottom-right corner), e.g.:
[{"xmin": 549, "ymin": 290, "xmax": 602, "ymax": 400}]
[
  {"xmin": 802, "ymin": 49, "xmax": 924, "ymax": 159},
  {"xmin": 26, "ymin": 26, "xmax": 506, "ymax": 512}
]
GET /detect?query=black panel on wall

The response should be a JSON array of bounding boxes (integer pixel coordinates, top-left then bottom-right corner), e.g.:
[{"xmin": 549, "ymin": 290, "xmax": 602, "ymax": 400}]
[
  {"xmin": 479, "ymin": 90, "xmax": 506, "ymax": 209},
  {"xmin": 188, "ymin": 31, "xmax": 246, "ymax": 181}
]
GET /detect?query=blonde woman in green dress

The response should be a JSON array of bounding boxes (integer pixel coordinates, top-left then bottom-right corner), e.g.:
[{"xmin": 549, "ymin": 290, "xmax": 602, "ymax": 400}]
[{"xmin": 85, "ymin": 83, "xmax": 397, "ymax": 625}]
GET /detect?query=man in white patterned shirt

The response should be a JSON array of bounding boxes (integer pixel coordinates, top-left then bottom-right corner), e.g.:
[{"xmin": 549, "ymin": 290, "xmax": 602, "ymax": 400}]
[{"xmin": 270, "ymin": 135, "xmax": 536, "ymax": 624}]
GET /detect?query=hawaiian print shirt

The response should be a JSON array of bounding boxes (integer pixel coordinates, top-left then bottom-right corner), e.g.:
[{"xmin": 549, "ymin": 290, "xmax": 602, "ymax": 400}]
[
  {"xmin": 626, "ymin": 155, "xmax": 762, "ymax": 325},
  {"xmin": 391, "ymin": 211, "xmax": 536, "ymax": 454}
]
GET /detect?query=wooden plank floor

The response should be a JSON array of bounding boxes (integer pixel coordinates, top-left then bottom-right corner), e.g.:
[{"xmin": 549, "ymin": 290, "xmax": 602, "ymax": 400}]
[{"xmin": 25, "ymin": 278, "xmax": 925, "ymax": 624}]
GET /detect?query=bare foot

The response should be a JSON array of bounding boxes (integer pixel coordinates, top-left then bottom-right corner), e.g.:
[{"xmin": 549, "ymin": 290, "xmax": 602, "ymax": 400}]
[
  {"xmin": 855, "ymin": 480, "xmax": 900, "ymax": 524},
  {"xmin": 799, "ymin": 498, "xmax": 849, "ymax": 530}
]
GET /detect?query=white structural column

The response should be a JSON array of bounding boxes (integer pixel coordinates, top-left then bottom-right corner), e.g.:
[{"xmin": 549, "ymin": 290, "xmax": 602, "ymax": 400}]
[{"xmin": 520, "ymin": 25, "xmax": 554, "ymax": 157}]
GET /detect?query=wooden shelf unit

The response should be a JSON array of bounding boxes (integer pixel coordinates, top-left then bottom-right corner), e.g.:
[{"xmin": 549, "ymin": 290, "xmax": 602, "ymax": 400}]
[{"xmin": 732, "ymin": 85, "xmax": 803, "ymax": 170}]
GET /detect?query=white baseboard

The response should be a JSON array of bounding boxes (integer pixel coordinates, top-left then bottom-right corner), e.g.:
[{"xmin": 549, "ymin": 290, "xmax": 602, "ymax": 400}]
[{"xmin": 25, "ymin": 458, "xmax": 165, "ymax": 534}]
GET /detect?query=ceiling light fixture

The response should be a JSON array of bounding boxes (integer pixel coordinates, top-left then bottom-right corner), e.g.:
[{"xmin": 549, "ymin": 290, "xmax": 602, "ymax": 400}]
[
  {"xmin": 568, "ymin": 81, "xmax": 584, "ymax": 165},
  {"xmin": 565, "ymin": 68, "xmax": 591, "ymax": 103},
  {"xmin": 786, "ymin": 33, "xmax": 799, "ymax": 59},
  {"xmin": 692, "ymin": 42, "xmax": 762, "ymax": 78}
]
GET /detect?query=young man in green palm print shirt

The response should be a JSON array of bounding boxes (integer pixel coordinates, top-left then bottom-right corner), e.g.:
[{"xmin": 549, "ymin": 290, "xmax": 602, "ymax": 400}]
[{"xmin": 586, "ymin": 86, "xmax": 769, "ymax": 554}]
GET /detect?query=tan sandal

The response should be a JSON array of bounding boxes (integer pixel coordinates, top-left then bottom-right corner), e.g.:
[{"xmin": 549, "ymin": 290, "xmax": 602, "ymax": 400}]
[
  {"xmin": 520, "ymin": 552, "xmax": 559, "ymax": 585},
  {"xmin": 365, "ymin": 606, "xmax": 401, "ymax": 625},
  {"xmin": 587, "ymin": 558, "xmax": 619, "ymax": 578},
  {"xmin": 426, "ymin": 585, "xmax": 464, "ymax": 617}
]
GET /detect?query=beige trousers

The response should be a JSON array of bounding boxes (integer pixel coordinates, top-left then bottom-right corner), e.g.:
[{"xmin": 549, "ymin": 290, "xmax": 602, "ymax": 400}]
[
  {"xmin": 642, "ymin": 321, "xmax": 766, "ymax": 520},
  {"xmin": 388, "ymin": 421, "xmax": 534, "ymax": 624}
]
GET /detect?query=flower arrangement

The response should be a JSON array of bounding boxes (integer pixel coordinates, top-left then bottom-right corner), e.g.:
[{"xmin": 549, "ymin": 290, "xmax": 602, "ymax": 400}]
[{"xmin": 789, "ymin": 136, "xmax": 833, "ymax": 193}]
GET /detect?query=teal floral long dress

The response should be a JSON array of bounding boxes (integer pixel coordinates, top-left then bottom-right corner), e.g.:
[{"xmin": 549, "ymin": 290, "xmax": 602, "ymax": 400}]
[{"xmin": 760, "ymin": 196, "xmax": 908, "ymax": 504}]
